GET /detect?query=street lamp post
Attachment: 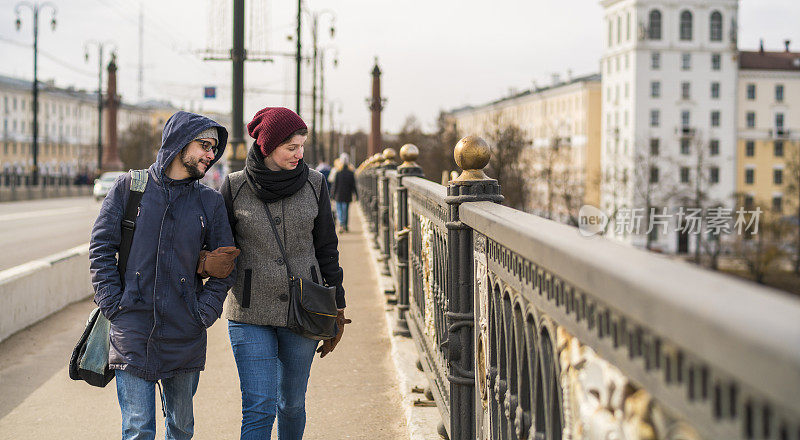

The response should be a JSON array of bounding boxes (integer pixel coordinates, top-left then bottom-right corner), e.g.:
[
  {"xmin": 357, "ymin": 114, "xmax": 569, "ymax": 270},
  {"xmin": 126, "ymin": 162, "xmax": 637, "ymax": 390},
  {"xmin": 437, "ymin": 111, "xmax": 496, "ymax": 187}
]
[
  {"xmin": 328, "ymin": 99, "xmax": 342, "ymax": 163},
  {"xmin": 84, "ymin": 41, "xmax": 116, "ymax": 173},
  {"xmin": 14, "ymin": 1, "xmax": 57, "ymax": 186}
]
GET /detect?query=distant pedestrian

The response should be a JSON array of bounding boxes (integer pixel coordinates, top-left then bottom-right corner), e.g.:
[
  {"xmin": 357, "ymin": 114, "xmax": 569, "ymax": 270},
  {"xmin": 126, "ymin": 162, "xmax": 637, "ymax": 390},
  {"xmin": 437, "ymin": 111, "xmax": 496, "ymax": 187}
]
[
  {"xmin": 220, "ymin": 107, "xmax": 351, "ymax": 440},
  {"xmin": 331, "ymin": 153, "xmax": 357, "ymax": 233},
  {"xmin": 89, "ymin": 111, "xmax": 239, "ymax": 440},
  {"xmin": 315, "ymin": 160, "xmax": 332, "ymax": 191}
]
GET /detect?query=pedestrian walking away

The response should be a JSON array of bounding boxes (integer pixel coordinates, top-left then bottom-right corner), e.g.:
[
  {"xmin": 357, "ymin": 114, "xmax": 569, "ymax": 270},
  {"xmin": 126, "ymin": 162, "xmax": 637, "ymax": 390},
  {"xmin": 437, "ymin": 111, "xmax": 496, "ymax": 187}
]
[
  {"xmin": 220, "ymin": 106, "xmax": 352, "ymax": 440},
  {"xmin": 330, "ymin": 153, "xmax": 357, "ymax": 233},
  {"xmin": 89, "ymin": 111, "xmax": 239, "ymax": 440}
]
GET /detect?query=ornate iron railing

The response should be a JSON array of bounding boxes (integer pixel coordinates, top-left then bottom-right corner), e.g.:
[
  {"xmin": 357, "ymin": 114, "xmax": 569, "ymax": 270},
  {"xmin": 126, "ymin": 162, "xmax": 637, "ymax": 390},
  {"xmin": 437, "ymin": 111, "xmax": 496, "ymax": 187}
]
[{"xmin": 355, "ymin": 138, "xmax": 800, "ymax": 440}]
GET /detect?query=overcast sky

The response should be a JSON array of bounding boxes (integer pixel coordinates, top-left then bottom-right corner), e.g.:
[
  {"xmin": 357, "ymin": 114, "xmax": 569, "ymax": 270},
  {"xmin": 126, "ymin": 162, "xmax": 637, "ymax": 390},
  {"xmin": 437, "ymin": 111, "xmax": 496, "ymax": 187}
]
[{"xmin": 1, "ymin": 0, "xmax": 799, "ymax": 135}]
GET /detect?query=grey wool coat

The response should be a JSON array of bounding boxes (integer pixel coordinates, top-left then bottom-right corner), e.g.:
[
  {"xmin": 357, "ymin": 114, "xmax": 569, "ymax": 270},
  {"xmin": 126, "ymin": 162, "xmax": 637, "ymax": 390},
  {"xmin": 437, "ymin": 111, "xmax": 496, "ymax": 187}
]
[{"xmin": 220, "ymin": 168, "xmax": 345, "ymax": 327}]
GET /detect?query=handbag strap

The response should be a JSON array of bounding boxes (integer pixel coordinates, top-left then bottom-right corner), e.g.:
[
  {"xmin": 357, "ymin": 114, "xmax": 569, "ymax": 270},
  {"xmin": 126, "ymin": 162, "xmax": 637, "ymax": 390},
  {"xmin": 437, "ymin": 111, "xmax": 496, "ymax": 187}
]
[{"xmin": 260, "ymin": 201, "xmax": 295, "ymax": 283}]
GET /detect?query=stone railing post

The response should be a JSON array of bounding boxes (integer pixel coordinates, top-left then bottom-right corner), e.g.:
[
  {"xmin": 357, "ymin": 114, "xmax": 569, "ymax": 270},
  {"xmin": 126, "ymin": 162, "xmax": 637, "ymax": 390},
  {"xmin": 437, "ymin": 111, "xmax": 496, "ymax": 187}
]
[
  {"xmin": 444, "ymin": 136, "xmax": 503, "ymax": 440},
  {"xmin": 393, "ymin": 144, "xmax": 423, "ymax": 337},
  {"xmin": 378, "ymin": 148, "xmax": 397, "ymax": 276}
]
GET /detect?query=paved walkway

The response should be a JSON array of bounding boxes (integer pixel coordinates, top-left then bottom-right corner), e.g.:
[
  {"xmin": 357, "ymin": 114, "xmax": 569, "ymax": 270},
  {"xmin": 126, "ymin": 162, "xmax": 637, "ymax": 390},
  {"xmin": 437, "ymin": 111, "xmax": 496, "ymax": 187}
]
[{"xmin": 0, "ymin": 213, "xmax": 407, "ymax": 439}]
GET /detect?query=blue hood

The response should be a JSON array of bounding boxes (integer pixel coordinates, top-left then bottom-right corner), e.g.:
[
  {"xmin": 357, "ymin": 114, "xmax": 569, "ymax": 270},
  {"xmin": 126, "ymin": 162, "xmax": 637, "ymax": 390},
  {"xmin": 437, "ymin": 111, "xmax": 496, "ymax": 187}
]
[{"xmin": 155, "ymin": 111, "xmax": 229, "ymax": 180}]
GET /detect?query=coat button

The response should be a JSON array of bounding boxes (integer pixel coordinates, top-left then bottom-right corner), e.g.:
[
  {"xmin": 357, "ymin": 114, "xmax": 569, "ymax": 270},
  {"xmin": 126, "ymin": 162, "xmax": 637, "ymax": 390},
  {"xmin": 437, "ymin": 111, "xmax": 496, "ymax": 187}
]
[
  {"xmin": 279, "ymin": 294, "xmax": 289, "ymax": 302},
  {"xmin": 276, "ymin": 258, "xmax": 284, "ymax": 265},
  {"xmin": 274, "ymin": 216, "xmax": 281, "ymax": 225},
  {"xmin": 181, "ymin": 278, "xmax": 186, "ymax": 283}
]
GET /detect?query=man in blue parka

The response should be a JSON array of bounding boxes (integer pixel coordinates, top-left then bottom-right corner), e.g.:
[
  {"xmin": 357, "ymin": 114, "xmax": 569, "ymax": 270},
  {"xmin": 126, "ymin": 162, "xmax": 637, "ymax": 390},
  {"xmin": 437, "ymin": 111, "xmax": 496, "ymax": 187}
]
[{"xmin": 90, "ymin": 111, "xmax": 236, "ymax": 440}]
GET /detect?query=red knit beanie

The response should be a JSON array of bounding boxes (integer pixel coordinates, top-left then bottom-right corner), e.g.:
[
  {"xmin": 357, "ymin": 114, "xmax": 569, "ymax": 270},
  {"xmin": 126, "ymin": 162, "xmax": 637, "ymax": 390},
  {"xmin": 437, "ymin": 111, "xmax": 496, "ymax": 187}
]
[{"xmin": 247, "ymin": 107, "xmax": 308, "ymax": 157}]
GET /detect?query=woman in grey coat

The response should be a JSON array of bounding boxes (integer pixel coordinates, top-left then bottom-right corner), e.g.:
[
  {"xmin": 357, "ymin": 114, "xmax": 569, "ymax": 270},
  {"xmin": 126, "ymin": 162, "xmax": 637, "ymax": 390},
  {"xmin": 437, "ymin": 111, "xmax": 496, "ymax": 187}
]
[{"xmin": 220, "ymin": 107, "xmax": 350, "ymax": 440}]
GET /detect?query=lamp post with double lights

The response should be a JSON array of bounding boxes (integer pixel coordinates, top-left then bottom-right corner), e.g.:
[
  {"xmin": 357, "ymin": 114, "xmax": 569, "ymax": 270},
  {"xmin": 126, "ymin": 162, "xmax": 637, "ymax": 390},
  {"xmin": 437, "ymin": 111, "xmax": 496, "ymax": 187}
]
[
  {"xmin": 84, "ymin": 40, "xmax": 116, "ymax": 173},
  {"xmin": 14, "ymin": 1, "xmax": 57, "ymax": 186}
]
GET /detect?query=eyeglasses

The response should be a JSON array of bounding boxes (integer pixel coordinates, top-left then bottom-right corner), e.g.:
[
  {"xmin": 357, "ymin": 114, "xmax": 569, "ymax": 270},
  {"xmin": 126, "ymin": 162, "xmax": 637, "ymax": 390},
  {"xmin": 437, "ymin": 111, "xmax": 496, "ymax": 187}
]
[{"xmin": 195, "ymin": 139, "xmax": 218, "ymax": 156}]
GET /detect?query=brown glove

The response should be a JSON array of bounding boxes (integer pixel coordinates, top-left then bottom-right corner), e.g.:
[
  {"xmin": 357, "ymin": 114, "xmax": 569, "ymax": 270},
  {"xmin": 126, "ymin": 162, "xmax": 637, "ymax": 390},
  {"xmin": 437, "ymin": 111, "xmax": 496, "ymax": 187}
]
[
  {"xmin": 317, "ymin": 309, "xmax": 352, "ymax": 358},
  {"xmin": 197, "ymin": 246, "xmax": 241, "ymax": 278}
]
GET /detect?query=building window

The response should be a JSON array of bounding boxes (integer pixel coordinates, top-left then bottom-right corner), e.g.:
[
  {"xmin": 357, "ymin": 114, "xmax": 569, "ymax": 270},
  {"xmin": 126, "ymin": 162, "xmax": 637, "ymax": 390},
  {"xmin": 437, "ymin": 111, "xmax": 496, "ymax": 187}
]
[
  {"xmin": 651, "ymin": 81, "xmax": 661, "ymax": 98},
  {"xmin": 650, "ymin": 138, "xmax": 660, "ymax": 156},
  {"xmin": 710, "ymin": 167, "xmax": 719, "ymax": 184},
  {"xmin": 711, "ymin": 82, "xmax": 720, "ymax": 98},
  {"xmin": 650, "ymin": 166, "xmax": 659, "ymax": 183},
  {"xmin": 774, "ymin": 141, "xmax": 784, "ymax": 157},
  {"xmin": 745, "ymin": 168, "xmax": 755, "ymax": 184},
  {"xmin": 774, "ymin": 168, "xmax": 783, "ymax": 185},
  {"xmin": 651, "ymin": 52, "xmax": 661, "ymax": 69},
  {"xmin": 772, "ymin": 196, "xmax": 782, "ymax": 212},
  {"xmin": 710, "ymin": 11, "xmax": 723, "ymax": 41},
  {"xmin": 626, "ymin": 12, "xmax": 631, "ymax": 41},
  {"xmin": 745, "ymin": 141, "xmax": 755, "ymax": 157},
  {"xmin": 651, "ymin": 110, "xmax": 660, "ymax": 127},
  {"xmin": 617, "ymin": 16, "xmax": 622, "ymax": 44},
  {"xmin": 775, "ymin": 113, "xmax": 785, "ymax": 130},
  {"xmin": 681, "ymin": 167, "xmax": 690, "ymax": 183},
  {"xmin": 681, "ymin": 82, "xmax": 691, "ymax": 99},
  {"xmin": 710, "ymin": 139, "xmax": 719, "ymax": 156},
  {"xmin": 681, "ymin": 110, "xmax": 691, "ymax": 127},
  {"xmin": 775, "ymin": 84, "xmax": 784, "ymax": 102},
  {"xmin": 608, "ymin": 19, "xmax": 613, "ymax": 46},
  {"xmin": 746, "ymin": 84, "xmax": 756, "ymax": 100},
  {"xmin": 746, "ymin": 112, "xmax": 756, "ymax": 128},
  {"xmin": 744, "ymin": 195, "xmax": 754, "ymax": 209},
  {"xmin": 711, "ymin": 111, "xmax": 720, "ymax": 127},
  {"xmin": 681, "ymin": 138, "xmax": 691, "ymax": 155},
  {"xmin": 649, "ymin": 10, "xmax": 662, "ymax": 40},
  {"xmin": 712, "ymin": 53, "xmax": 721, "ymax": 70},
  {"xmin": 682, "ymin": 53, "xmax": 692, "ymax": 70},
  {"xmin": 680, "ymin": 10, "xmax": 693, "ymax": 41}
]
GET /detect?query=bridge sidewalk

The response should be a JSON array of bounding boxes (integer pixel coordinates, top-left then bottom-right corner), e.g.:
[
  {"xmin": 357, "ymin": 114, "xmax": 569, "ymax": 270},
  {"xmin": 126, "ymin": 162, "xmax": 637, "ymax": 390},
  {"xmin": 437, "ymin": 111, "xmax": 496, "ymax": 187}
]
[{"xmin": 0, "ymin": 212, "xmax": 407, "ymax": 439}]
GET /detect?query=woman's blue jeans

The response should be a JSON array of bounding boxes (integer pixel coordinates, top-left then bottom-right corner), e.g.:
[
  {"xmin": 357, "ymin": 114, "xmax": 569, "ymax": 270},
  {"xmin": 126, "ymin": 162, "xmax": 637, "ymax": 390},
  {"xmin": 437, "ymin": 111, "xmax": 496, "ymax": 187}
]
[
  {"xmin": 335, "ymin": 202, "xmax": 350, "ymax": 229},
  {"xmin": 228, "ymin": 321, "xmax": 319, "ymax": 440},
  {"xmin": 115, "ymin": 369, "xmax": 200, "ymax": 440}
]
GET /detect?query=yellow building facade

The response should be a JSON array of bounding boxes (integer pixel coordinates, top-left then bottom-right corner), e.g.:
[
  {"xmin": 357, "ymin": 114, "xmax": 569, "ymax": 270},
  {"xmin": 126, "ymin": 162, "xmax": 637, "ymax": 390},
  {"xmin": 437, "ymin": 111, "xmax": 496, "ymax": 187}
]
[
  {"xmin": 446, "ymin": 74, "xmax": 602, "ymax": 219},
  {"xmin": 737, "ymin": 49, "xmax": 800, "ymax": 216}
]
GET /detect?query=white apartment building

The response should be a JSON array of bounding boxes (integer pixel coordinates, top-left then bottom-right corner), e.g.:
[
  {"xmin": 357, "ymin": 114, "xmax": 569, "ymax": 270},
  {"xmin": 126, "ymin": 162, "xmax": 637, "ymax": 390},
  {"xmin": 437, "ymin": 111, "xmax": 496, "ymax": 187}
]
[
  {"xmin": 1, "ymin": 74, "xmax": 164, "ymax": 177},
  {"xmin": 447, "ymin": 74, "xmax": 602, "ymax": 219},
  {"xmin": 600, "ymin": 0, "xmax": 739, "ymax": 253}
]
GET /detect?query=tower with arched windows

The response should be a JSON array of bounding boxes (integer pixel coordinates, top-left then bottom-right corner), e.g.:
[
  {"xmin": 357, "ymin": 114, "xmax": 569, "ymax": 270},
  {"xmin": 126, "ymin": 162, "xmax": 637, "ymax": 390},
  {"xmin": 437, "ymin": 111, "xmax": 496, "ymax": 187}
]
[{"xmin": 600, "ymin": 0, "xmax": 739, "ymax": 254}]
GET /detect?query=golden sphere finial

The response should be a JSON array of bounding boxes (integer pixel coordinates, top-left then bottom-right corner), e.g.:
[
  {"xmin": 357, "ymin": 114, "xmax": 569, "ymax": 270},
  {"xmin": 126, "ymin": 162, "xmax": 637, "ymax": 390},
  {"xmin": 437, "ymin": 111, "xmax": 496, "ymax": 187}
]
[
  {"xmin": 452, "ymin": 135, "xmax": 491, "ymax": 182},
  {"xmin": 398, "ymin": 144, "xmax": 420, "ymax": 169},
  {"xmin": 382, "ymin": 147, "xmax": 398, "ymax": 166}
]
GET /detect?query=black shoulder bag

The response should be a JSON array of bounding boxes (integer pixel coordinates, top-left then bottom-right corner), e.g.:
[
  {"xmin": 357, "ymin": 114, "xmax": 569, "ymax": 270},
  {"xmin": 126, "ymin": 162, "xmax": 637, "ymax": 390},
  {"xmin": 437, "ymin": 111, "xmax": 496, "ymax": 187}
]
[
  {"xmin": 69, "ymin": 169, "xmax": 147, "ymax": 387},
  {"xmin": 261, "ymin": 201, "xmax": 338, "ymax": 340}
]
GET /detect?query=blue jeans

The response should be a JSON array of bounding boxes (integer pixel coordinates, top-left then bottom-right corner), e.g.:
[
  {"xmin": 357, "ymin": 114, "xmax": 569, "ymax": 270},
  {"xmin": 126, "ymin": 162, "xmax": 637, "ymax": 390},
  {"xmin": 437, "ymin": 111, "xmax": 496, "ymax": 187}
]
[
  {"xmin": 335, "ymin": 202, "xmax": 349, "ymax": 229},
  {"xmin": 228, "ymin": 321, "xmax": 319, "ymax": 440},
  {"xmin": 115, "ymin": 369, "xmax": 200, "ymax": 440}
]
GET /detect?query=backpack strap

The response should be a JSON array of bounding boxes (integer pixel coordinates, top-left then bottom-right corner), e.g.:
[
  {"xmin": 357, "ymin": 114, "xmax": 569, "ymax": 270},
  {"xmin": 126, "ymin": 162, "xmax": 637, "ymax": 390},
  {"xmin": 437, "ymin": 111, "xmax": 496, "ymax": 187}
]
[{"xmin": 118, "ymin": 169, "xmax": 148, "ymax": 279}]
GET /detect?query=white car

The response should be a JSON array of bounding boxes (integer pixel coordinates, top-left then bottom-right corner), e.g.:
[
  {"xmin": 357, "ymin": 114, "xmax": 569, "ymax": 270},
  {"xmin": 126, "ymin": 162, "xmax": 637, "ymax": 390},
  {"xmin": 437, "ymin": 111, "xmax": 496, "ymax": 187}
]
[{"xmin": 93, "ymin": 171, "xmax": 126, "ymax": 201}]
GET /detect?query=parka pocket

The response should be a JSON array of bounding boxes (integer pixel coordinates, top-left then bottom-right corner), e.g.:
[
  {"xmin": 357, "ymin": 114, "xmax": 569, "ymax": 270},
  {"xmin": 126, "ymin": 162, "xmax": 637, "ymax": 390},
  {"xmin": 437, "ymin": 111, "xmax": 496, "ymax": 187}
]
[
  {"xmin": 181, "ymin": 277, "xmax": 205, "ymax": 328},
  {"xmin": 241, "ymin": 269, "xmax": 252, "ymax": 308}
]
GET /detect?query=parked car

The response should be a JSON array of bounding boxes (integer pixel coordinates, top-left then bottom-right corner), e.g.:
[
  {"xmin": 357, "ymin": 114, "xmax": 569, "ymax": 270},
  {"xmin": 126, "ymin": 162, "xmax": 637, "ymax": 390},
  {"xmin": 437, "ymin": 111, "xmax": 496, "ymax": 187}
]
[{"xmin": 93, "ymin": 171, "xmax": 126, "ymax": 201}]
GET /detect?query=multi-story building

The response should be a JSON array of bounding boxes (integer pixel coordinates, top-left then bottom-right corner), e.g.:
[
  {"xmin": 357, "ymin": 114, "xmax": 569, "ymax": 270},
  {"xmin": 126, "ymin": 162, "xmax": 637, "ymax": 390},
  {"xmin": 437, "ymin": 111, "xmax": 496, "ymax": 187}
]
[
  {"xmin": 737, "ymin": 45, "xmax": 800, "ymax": 216},
  {"xmin": 0, "ymin": 74, "xmax": 176, "ymax": 178},
  {"xmin": 600, "ymin": 0, "xmax": 739, "ymax": 253},
  {"xmin": 446, "ymin": 74, "xmax": 602, "ymax": 220}
]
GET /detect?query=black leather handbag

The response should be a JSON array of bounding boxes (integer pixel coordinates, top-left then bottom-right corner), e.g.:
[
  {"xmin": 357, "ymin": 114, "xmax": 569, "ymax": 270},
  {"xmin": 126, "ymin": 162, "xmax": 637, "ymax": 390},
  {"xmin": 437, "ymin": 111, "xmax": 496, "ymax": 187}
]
[{"xmin": 262, "ymin": 202, "xmax": 338, "ymax": 341}]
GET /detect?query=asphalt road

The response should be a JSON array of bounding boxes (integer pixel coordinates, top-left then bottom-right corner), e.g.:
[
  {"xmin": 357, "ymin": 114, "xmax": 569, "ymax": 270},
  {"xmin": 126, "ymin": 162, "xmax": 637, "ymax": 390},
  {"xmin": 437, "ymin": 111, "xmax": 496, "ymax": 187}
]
[{"xmin": 0, "ymin": 196, "xmax": 101, "ymax": 271}]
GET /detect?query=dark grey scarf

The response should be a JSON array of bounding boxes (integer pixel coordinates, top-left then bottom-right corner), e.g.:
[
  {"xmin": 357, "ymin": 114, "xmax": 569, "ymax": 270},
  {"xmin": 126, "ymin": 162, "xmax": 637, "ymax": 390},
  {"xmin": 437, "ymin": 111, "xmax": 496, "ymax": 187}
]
[{"xmin": 245, "ymin": 142, "xmax": 309, "ymax": 203}]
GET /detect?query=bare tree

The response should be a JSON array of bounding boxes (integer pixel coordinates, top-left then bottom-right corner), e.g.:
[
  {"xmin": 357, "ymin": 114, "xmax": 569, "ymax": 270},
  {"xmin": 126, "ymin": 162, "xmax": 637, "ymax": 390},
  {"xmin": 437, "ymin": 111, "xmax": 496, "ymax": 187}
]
[
  {"xmin": 784, "ymin": 145, "xmax": 800, "ymax": 275},
  {"xmin": 632, "ymin": 140, "xmax": 679, "ymax": 250},
  {"xmin": 119, "ymin": 121, "xmax": 160, "ymax": 170},
  {"xmin": 731, "ymin": 202, "xmax": 789, "ymax": 284},
  {"xmin": 485, "ymin": 116, "xmax": 529, "ymax": 210}
]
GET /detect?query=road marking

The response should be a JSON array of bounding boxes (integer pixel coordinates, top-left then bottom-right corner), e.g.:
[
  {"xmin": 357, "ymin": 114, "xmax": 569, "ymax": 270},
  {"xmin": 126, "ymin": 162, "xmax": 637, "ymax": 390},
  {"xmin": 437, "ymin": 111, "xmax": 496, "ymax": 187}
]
[{"xmin": 0, "ymin": 206, "xmax": 89, "ymax": 223}]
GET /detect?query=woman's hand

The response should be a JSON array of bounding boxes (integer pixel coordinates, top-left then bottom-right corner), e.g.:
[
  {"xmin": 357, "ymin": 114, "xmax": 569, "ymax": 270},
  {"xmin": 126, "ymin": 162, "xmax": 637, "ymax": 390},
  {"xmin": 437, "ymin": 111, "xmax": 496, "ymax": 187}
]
[{"xmin": 317, "ymin": 309, "xmax": 352, "ymax": 358}]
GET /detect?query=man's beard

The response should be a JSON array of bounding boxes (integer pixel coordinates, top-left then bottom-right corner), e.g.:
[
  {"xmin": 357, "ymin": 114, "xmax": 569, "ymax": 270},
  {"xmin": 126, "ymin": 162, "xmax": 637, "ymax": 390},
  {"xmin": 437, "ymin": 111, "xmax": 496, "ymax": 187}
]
[{"xmin": 180, "ymin": 149, "xmax": 208, "ymax": 179}]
